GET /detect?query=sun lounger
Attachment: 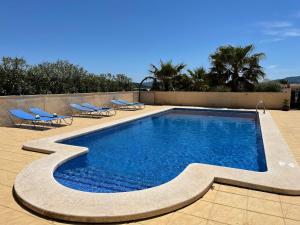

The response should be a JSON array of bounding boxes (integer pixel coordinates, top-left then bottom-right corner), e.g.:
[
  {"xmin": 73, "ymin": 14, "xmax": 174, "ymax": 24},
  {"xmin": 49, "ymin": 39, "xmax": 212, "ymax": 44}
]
[
  {"xmin": 70, "ymin": 103, "xmax": 107, "ymax": 117},
  {"xmin": 29, "ymin": 107, "xmax": 73, "ymax": 125},
  {"xmin": 117, "ymin": 99, "xmax": 145, "ymax": 109},
  {"xmin": 8, "ymin": 109, "xmax": 57, "ymax": 128},
  {"xmin": 110, "ymin": 100, "xmax": 137, "ymax": 110},
  {"xmin": 80, "ymin": 103, "xmax": 116, "ymax": 116}
]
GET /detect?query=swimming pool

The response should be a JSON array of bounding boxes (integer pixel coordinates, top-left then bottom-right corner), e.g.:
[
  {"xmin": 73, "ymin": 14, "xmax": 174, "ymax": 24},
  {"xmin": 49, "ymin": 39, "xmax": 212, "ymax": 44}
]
[{"xmin": 54, "ymin": 108, "xmax": 267, "ymax": 193}]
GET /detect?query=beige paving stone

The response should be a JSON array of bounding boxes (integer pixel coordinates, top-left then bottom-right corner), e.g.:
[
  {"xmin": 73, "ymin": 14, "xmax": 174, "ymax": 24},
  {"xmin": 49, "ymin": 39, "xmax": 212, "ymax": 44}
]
[
  {"xmin": 248, "ymin": 189, "xmax": 280, "ymax": 202},
  {"xmin": 201, "ymin": 188, "xmax": 218, "ymax": 202},
  {"xmin": 179, "ymin": 199, "xmax": 213, "ymax": 219},
  {"xmin": 166, "ymin": 212, "xmax": 207, "ymax": 225},
  {"xmin": 219, "ymin": 184, "xmax": 248, "ymax": 196},
  {"xmin": 246, "ymin": 211, "xmax": 284, "ymax": 225},
  {"xmin": 280, "ymin": 195, "xmax": 300, "ymax": 206},
  {"xmin": 285, "ymin": 219, "xmax": 300, "ymax": 225},
  {"xmin": 215, "ymin": 191, "xmax": 247, "ymax": 209},
  {"xmin": 247, "ymin": 197, "xmax": 283, "ymax": 217},
  {"xmin": 270, "ymin": 111, "xmax": 300, "ymax": 166},
  {"xmin": 0, "ymin": 169, "xmax": 17, "ymax": 187},
  {"xmin": 139, "ymin": 212, "xmax": 174, "ymax": 225},
  {"xmin": 0, "ymin": 148, "xmax": 43, "ymax": 157},
  {"xmin": 0, "ymin": 158, "xmax": 28, "ymax": 173},
  {"xmin": 282, "ymin": 203, "xmax": 300, "ymax": 221},
  {"xmin": 209, "ymin": 204, "xmax": 246, "ymax": 225},
  {"xmin": 137, "ymin": 213, "xmax": 174, "ymax": 225},
  {"xmin": 0, "ymin": 205, "xmax": 51, "ymax": 225},
  {"xmin": 207, "ymin": 221, "xmax": 226, "ymax": 225},
  {"xmin": 0, "ymin": 150, "xmax": 38, "ymax": 163},
  {"xmin": 211, "ymin": 183, "xmax": 221, "ymax": 191},
  {"xmin": 0, "ymin": 185, "xmax": 28, "ymax": 213}
]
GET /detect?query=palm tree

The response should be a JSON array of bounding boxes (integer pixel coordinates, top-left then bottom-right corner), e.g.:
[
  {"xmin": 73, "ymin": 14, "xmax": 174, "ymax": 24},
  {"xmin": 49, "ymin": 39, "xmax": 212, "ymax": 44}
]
[
  {"xmin": 149, "ymin": 60, "xmax": 186, "ymax": 91},
  {"xmin": 209, "ymin": 45, "xmax": 265, "ymax": 91},
  {"xmin": 187, "ymin": 67, "xmax": 209, "ymax": 91}
]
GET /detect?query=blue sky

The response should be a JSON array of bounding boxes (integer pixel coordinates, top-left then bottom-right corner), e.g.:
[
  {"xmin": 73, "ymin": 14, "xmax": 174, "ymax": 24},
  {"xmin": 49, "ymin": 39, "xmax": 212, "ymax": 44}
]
[{"xmin": 1, "ymin": 0, "xmax": 300, "ymax": 82}]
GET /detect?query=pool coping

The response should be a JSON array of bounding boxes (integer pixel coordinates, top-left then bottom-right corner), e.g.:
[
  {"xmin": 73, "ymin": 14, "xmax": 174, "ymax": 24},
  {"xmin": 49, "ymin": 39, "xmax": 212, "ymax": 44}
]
[{"xmin": 14, "ymin": 106, "xmax": 300, "ymax": 223}]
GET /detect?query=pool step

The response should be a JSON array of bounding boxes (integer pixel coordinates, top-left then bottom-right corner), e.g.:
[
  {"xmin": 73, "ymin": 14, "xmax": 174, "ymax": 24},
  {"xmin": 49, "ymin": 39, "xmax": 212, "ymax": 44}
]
[{"xmin": 54, "ymin": 166, "xmax": 157, "ymax": 192}]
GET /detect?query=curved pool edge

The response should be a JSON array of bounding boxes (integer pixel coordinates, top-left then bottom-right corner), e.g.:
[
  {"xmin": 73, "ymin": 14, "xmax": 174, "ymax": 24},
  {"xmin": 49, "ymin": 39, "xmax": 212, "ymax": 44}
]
[
  {"xmin": 15, "ymin": 158, "xmax": 214, "ymax": 223},
  {"xmin": 14, "ymin": 106, "xmax": 300, "ymax": 223}
]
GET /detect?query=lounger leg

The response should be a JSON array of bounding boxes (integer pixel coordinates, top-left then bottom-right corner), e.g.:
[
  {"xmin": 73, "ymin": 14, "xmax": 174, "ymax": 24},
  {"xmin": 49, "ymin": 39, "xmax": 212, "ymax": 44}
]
[
  {"xmin": 63, "ymin": 117, "xmax": 73, "ymax": 125},
  {"xmin": 32, "ymin": 121, "xmax": 36, "ymax": 129}
]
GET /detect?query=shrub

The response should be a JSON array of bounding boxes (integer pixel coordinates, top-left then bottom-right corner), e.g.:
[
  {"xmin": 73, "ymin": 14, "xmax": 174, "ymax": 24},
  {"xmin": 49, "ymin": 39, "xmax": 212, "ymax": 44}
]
[
  {"xmin": 209, "ymin": 85, "xmax": 231, "ymax": 92},
  {"xmin": 254, "ymin": 81, "xmax": 282, "ymax": 92},
  {"xmin": 0, "ymin": 57, "xmax": 134, "ymax": 95}
]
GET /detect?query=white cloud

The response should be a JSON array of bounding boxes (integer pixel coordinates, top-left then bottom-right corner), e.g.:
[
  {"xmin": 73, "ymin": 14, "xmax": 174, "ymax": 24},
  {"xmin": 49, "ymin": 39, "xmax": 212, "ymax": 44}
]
[
  {"xmin": 267, "ymin": 64, "xmax": 279, "ymax": 69},
  {"xmin": 258, "ymin": 21, "xmax": 293, "ymax": 28},
  {"xmin": 257, "ymin": 20, "xmax": 300, "ymax": 41},
  {"xmin": 263, "ymin": 30, "xmax": 280, "ymax": 35},
  {"xmin": 258, "ymin": 37, "xmax": 284, "ymax": 44},
  {"xmin": 281, "ymin": 29, "xmax": 300, "ymax": 37}
]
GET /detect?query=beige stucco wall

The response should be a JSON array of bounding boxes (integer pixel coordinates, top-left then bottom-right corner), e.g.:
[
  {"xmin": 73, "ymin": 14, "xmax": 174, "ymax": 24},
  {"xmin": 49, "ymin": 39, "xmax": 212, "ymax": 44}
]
[
  {"xmin": 140, "ymin": 90, "xmax": 291, "ymax": 109},
  {"xmin": 0, "ymin": 92, "xmax": 138, "ymax": 125}
]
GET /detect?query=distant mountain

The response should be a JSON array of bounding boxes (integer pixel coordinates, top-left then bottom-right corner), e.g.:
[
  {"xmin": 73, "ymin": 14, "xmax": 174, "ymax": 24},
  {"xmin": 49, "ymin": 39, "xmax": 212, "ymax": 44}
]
[
  {"xmin": 141, "ymin": 81, "xmax": 154, "ymax": 88},
  {"xmin": 278, "ymin": 76, "xmax": 300, "ymax": 84}
]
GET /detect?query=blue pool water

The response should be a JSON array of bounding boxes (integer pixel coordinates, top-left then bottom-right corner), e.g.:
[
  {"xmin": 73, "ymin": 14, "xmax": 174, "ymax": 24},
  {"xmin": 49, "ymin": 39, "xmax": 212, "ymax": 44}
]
[{"xmin": 54, "ymin": 109, "xmax": 267, "ymax": 193}]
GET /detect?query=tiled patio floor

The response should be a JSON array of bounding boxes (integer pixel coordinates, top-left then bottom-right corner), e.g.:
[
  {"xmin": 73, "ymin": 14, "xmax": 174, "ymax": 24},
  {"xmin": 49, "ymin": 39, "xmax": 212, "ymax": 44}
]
[{"xmin": 0, "ymin": 106, "xmax": 300, "ymax": 225}]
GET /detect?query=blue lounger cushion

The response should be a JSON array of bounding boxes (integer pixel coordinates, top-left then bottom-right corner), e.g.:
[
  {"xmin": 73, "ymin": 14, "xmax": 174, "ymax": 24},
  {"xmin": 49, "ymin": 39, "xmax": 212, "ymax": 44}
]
[
  {"xmin": 111, "ymin": 100, "xmax": 128, "ymax": 106},
  {"xmin": 81, "ymin": 103, "xmax": 113, "ymax": 111},
  {"xmin": 117, "ymin": 99, "xmax": 144, "ymax": 106},
  {"xmin": 70, "ymin": 104, "xmax": 96, "ymax": 112},
  {"xmin": 9, "ymin": 109, "xmax": 56, "ymax": 122},
  {"xmin": 29, "ymin": 107, "xmax": 71, "ymax": 119}
]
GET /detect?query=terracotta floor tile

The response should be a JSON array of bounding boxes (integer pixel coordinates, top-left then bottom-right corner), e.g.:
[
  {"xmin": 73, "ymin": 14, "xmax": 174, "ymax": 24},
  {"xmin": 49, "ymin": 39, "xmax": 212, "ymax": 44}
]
[
  {"xmin": 209, "ymin": 204, "xmax": 246, "ymax": 225},
  {"xmin": 219, "ymin": 184, "xmax": 248, "ymax": 196},
  {"xmin": 207, "ymin": 221, "xmax": 226, "ymax": 225},
  {"xmin": 0, "ymin": 150, "xmax": 38, "ymax": 163},
  {"xmin": 0, "ymin": 158, "xmax": 27, "ymax": 173},
  {"xmin": 215, "ymin": 191, "xmax": 247, "ymax": 209},
  {"xmin": 166, "ymin": 212, "xmax": 207, "ymax": 225},
  {"xmin": 247, "ymin": 197, "xmax": 283, "ymax": 217},
  {"xmin": 285, "ymin": 219, "xmax": 300, "ymax": 225},
  {"xmin": 0, "ymin": 169, "xmax": 16, "ymax": 187},
  {"xmin": 211, "ymin": 183, "xmax": 220, "ymax": 191},
  {"xmin": 179, "ymin": 200, "xmax": 213, "ymax": 219},
  {"xmin": 248, "ymin": 190, "xmax": 280, "ymax": 202},
  {"xmin": 282, "ymin": 203, "xmax": 300, "ymax": 221},
  {"xmin": 280, "ymin": 195, "xmax": 300, "ymax": 206},
  {"xmin": 246, "ymin": 211, "xmax": 284, "ymax": 225},
  {"xmin": 0, "ymin": 205, "xmax": 51, "ymax": 225},
  {"xmin": 139, "ymin": 212, "xmax": 174, "ymax": 225},
  {"xmin": 201, "ymin": 188, "xmax": 218, "ymax": 203}
]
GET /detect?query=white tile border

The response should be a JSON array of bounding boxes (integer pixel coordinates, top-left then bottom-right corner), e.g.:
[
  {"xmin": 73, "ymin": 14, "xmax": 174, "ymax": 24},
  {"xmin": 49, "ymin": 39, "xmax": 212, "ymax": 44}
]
[{"xmin": 14, "ymin": 106, "xmax": 300, "ymax": 223}]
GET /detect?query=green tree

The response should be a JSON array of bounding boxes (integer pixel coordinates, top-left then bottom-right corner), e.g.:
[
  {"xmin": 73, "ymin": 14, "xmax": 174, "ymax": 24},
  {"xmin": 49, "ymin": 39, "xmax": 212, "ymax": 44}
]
[
  {"xmin": 0, "ymin": 57, "xmax": 134, "ymax": 95},
  {"xmin": 114, "ymin": 74, "xmax": 133, "ymax": 91},
  {"xmin": 0, "ymin": 57, "xmax": 28, "ymax": 95},
  {"xmin": 172, "ymin": 74, "xmax": 192, "ymax": 90},
  {"xmin": 149, "ymin": 60, "xmax": 186, "ymax": 91},
  {"xmin": 209, "ymin": 45, "xmax": 265, "ymax": 91},
  {"xmin": 187, "ymin": 67, "xmax": 209, "ymax": 91},
  {"xmin": 28, "ymin": 60, "xmax": 90, "ymax": 94}
]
